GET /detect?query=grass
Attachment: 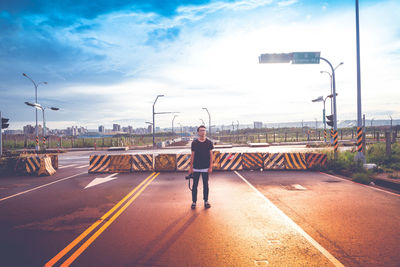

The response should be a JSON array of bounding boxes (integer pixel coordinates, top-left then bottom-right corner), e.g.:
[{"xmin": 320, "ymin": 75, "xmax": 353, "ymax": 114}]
[{"xmin": 318, "ymin": 142, "xmax": 400, "ymax": 185}]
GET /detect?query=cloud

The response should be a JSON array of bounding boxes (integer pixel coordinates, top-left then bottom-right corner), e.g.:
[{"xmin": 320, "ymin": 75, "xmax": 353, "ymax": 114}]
[{"xmin": 1, "ymin": 0, "xmax": 400, "ymax": 130}]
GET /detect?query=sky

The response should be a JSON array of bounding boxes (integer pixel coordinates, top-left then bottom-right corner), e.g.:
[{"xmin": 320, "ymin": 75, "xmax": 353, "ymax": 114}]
[{"xmin": 0, "ymin": 0, "xmax": 399, "ymax": 130}]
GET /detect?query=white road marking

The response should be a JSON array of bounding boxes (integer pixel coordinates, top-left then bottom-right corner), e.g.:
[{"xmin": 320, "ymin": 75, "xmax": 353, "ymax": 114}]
[
  {"xmin": 234, "ymin": 171, "xmax": 345, "ymax": 267},
  {"xmin": 84, "ymin": 173, "xmax": 118, "ymax": 189},
  {"xmin": 321, "ymin": 172, "xmax": 400, "ymax": 197},
  {"xmin": 291, "ymin": 184, "xmax": 307, "ymax": 190},
  {"xmin": 75, "ymin": 165, "xmax": 88, "ymax": 169},
  {"xmin": 0, "ymin": 172, "xmax": 87, "ymax": 202},
  {"xmin": 59, "ymin": 164, "xmax": 77, "ymax": 169}
]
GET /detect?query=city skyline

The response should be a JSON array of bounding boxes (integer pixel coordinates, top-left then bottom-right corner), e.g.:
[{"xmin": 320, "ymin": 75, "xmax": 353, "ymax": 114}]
[{"xmin": 1, "ymin": 0, "xmax": 399, "ymax": 130}]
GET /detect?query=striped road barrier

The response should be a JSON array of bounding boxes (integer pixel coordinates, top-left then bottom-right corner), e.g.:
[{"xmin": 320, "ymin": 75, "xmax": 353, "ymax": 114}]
[
  {"xmin": 284, "ymin": 153, "xmax": 307, "ymax": 170},
  {"xmin": 25, "ymin": 156, "xmax": 41, "ymax": 174},
  {"xmin": 333, "ymin": 130, "xmax": 339, "ymax": 152},
  {"xmin": 214, "ymin": 152, "xmax": 242, "ymax": 171},
  {"xmin": 109, "ymin": 155, "xmax": 132, "ymax": 173},
  {"xmin": 176, "ymin": 154, "xmax": 191, "ymax": 171},
  {"xmin": 264, "ymin": 153, "xmax": 285, "ymax": 170},
  {"xmin": 212, "ymin": 151, "xmax": 221, "ymax": 170},
  {"xmin": 306, "ymin": 153, "xmax": 327, "ymax": 169},
  {"xmin": 155, "ymin": 154, "xmax": 176, "ymax": 171},
  {"xmin": 49, "ymin": 154, "xmax": 59, "ymax": 170},
  {"xmin": 37, "ymin": 156, "xmax": 56, "ymax": 176},
  {"xmin": 132, "ymin": 154, "xmax": 153, "ymax": 171},
  {"xmin": 242, "ymin": 153, "xmax": 264, "ymax": 170},
  {"xmin": 356, "ymin": 127, "xmax": 363, "ymax": 152},
  {"xmin": 88, "ymin": 155, "xmax": 111, "ymax": 173}
]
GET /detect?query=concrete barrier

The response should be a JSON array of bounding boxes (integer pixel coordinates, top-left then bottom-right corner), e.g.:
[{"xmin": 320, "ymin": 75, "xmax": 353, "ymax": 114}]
[
  {"xmin": 154, "ymin": 154, "xmax": 176, "ymax": 171},
  {"xmin": 109, "ymin": 155, "xmax": 132, "ymax": 173},
  {"xmin": 214, "ymin": 152, "xmax": 242, "ymax": 171},
  {"xmin": 176, "ymin": 154, "xmax": 191, "ymax": 171},
  {"xmin": 89, "ymin": 155, "xmax": 111, "ymax": 173},
  {"xmin": 132, "ymin": 154, "xmax": 153, "ymax": 171},
  {"xmin": 306, "ymin": 153, "xmax": 327, "ymax": 169},
  {"xmin": 242, "ymin": 153, "xmax": 264, "ymax": 170},
  {"xmin": 284, "ymin": 153, "xmax": 307, "ymax": 170},
  {"xmin": 264, "ymin": 153, "xmax": 285, "ymax": 170},
  {"xmin": 37, "ymin": 156, "xmax": 56, "ymax": 176}
]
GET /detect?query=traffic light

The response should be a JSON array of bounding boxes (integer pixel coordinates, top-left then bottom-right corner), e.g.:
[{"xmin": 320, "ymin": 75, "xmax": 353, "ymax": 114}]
[
  {"xmin": 1, "ymin": 117, "xmax": 9, "ymax": 129},
  {"xmin": 326, "ymin": 115, "xmax": 334, "ymax": 127}
]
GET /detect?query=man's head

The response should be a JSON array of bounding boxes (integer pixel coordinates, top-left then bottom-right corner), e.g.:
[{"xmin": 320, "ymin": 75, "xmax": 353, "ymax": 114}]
[{"xmin": 197, "ymin": 125, "xmax": 206, "ymax": 138}]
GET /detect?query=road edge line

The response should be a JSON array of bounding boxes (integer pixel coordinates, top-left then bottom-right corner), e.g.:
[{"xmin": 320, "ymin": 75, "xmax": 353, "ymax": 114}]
[
  {"xmin": 234, "ymin": 171, "xmax": 345, "ymax": 267},
  {"xmin": 320, "ymin": 172, "xmax": 400, "ymax": 197}
]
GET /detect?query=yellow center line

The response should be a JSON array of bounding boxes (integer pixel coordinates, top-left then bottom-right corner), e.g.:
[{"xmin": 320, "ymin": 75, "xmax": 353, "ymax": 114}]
[
  {"xmin": 45, "ymin": 172, "xmax": 157, "ymax": 267},
  {"xmin": 60, "ymin": 172, "xmax": 160, "ymax": 266}
]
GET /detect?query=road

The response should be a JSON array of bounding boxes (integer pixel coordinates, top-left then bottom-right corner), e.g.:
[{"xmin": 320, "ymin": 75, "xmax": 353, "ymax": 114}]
[{"xmin": 0, "ymin": 151, "xmax": 399, "ymax": 266}]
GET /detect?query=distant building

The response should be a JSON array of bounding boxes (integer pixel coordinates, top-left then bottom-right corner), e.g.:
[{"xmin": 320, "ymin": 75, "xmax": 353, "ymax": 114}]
[
  {"xmin": 147, "ymin": 125, "xmax": 152, "ymax": 134},
  {"xmin": 127, "ymin": 125, "xmax": 133, "ymax": 134},
  {"xmin": 98, "ymin": 125, "xmax": 105, "ymax": 133},
  {"xmin": 113, "ymin": 124, "xmax": 121, "ymax": 132},
  {"xmin": 134, "ymin": 128, "xmax": 147, "ymax": 134},
  {"xmin": 66, "ymin": 126, "xmax": 81, "ymax": 136},
  {"xmin": 122, "ymin": 126, "xmax": 133, "ymax": 134},
  {"xmin": 23, "ymin": 125, "xmax": 35, "ymax": 135},
  {"xmin": 254, "ymin": 121, "xmax": 263, "ymax": 129},
  {"xmin": 4, "ymin": 129, "xmax": 23, "ymax": 134}
]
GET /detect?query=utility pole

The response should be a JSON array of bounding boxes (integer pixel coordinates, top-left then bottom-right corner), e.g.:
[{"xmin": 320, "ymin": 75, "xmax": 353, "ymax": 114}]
[
  {"xmin": 354, "ymin": 0, "xmax": 365, "ymax": 163},
  {"xmin": 152, "ymin": 95, "xmax": 178, "ymax": 148},
  {"xmin": 202, "ymin": 108, "xmax": 211, "ymax": 138},
  {"xmin": 172, "ymin": 115, "xmax": 178, "ymax": 136}
]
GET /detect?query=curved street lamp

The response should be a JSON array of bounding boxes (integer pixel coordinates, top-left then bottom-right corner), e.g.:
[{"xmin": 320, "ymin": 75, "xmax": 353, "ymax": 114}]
[
  {"xmin": 312, "ymin": 94, "xmax": 337, "ymax": 142},
  {"xmin": 24, "ymin": 102, "xmax": 59, "ymax": 150},
  {"xmin": 202, "ymin": 107, "xmax": 211, "ymax": 138},
  {"xmin": 172, "ymin": 115, "xmax": 178, "ymax": 135},
  {"xmin": 23, "ymin": 73, "xmax": 47, "ymax": 151}
]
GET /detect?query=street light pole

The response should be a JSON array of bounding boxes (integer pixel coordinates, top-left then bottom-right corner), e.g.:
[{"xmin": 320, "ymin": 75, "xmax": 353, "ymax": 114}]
[
  {"xmin": 152, "ymin": 95, "xmax": 164, "ymax": 148},
  {"xmin": 312, "ymin": 94, "xmax": 336, "ymax": 143},
  {"xmin": 22, "ymin": 73, "xmax": 47, "ymax": 151},
  {"xmin": 354, "ymin": 0, "xmax": 365, "ymax": 163},
  {"xmin": 202, "ymin": 108, "xmax": 211, "ymax": 138},
  {"xmin": 179, "ymin": 123, "xmax": 183, "ymax": 136},
  {"xmin": 172, "ymin": 115, "xmax": 178, "ymax": 136},
  {"xmin": 24, "ymin": 102, "xmax": 59, "ymax": 150},
  {"xmin": 319, "ymin": 57, "xmax": 340, "ymax": 156}
]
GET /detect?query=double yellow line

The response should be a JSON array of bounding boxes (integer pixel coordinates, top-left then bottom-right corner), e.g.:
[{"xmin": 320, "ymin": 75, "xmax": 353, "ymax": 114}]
[{"xmin": 45, "ymin": 172, "xmax": 160, "ymax": 267}]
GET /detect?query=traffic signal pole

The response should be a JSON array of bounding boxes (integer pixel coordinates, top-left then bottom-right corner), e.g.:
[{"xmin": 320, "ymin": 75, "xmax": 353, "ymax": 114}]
[
  {"xmin": 0, "ymin": 111, "xmax": 2, "ymax": 156},
  {"xmin": 0, "ymin": 111, "xmax": 9, "ymax": 156},
  {"xmin": 259, "ymin": 52, "xmax": 340, "ymax": 157}
]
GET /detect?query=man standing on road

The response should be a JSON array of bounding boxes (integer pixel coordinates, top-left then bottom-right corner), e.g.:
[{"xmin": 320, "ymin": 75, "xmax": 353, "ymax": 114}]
[{"xmin": 189, "ymin": 125, "xmax": 213, "ymax": 209}]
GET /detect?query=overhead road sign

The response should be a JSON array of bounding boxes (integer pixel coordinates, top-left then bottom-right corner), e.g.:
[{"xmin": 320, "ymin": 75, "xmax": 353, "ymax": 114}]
[
  {"xmin": 259, "ymin": 52, "xmax": 321, "ymax": 64},
  {"xmin": 259, "ymin": 53, "xmax": 292, "ymax": 63},
  {"xmin": 292, "ymin": 52, "xmax": 320, "ymax": 64}
]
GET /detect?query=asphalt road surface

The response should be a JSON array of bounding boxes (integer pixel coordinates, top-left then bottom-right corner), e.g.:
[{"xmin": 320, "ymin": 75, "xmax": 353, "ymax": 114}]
[{"xmin": 0, "ymin": 151, "xmax": 399, "ymax": 266}]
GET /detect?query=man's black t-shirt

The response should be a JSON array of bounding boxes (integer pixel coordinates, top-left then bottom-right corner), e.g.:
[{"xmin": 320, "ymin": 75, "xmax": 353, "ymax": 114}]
[{"xmin": 191, "ymin": 138, "xmax": 214, "ymax": 169}]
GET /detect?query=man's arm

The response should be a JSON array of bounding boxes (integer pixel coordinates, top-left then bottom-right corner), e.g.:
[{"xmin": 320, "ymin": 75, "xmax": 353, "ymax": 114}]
[
  {"xmin": 208, "ymin": 150, "xmax": 213, "ymax": 173},
  {"xmin": 189, "ymin": 151, "xmax": 195, "ymax": 174}
]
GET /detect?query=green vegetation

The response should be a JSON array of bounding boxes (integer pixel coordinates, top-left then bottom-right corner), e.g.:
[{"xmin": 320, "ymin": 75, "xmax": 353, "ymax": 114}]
[
  {"xmin": 2, "ymin": 134, "xmax": 175, "ymax": 150},
  {"xmin": 318, "ymin": 143, "xmax": 400, "ymax": 184}
]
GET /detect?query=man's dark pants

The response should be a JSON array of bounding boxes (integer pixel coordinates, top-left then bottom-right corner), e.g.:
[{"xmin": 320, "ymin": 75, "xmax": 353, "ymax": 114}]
[{"xmin": 192, "ymin": 172, "xmax": 209, "ymax": 202}]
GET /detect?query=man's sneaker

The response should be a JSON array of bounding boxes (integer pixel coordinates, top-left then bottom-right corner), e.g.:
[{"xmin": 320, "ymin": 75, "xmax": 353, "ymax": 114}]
[
  {"xmin": 191, "ymin": 202, "xmax": 196, "ymax": 209},
  {"xmin": 204, "ymin": 201, "xmax": 211, "ymax": 209}
]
